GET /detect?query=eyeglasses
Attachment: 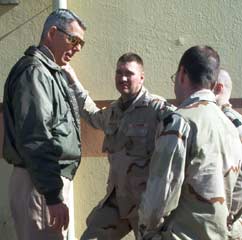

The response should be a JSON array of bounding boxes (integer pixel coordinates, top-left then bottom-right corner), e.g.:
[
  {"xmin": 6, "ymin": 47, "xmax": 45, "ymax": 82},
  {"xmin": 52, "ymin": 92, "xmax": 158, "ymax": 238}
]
[
  {"xmin": 57, "ymin": 27, "xmax": 85, "ymax": 48},
  {"xmin": 170, "ymin": 72, "xmax": 177, "ymax": 83}
]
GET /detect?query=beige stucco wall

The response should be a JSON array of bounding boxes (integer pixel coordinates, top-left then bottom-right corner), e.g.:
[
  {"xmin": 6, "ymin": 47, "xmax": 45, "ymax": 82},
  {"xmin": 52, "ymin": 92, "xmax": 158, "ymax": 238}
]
[
  {"xmin": 0, "ymin": 0, "xmax": 52, "ymax": 101},
  {"xmin": 0, "ymin": 0, "xmax": 242, "ymax": 239},
  {"xmin": 69, "ymin": 0, "xmax": 242, "ymax": 101}
]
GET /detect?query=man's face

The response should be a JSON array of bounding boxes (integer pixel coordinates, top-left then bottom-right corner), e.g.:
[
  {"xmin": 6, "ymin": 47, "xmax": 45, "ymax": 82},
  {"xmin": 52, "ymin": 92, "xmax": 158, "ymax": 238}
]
[
  {"xmin": 115, "ymin": 61, "xmax": 144, "ymax": 99},
  {"xmin": 50, "ymin": 20, "xmax": 85, "ymax": 66}
]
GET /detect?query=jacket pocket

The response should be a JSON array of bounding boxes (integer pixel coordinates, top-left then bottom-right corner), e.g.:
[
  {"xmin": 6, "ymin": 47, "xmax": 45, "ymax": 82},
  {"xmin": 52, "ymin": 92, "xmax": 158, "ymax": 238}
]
[
  {"xmin": 125, "ymin": 124, "xmax": 148, "ymax": 137},
  {"xmin": 125, "ymin": 124, "xmax": 149, "ymax": 156},
  {"xmin": 102, "ymin": 123, "xmax": 121, "ymax": 152}
]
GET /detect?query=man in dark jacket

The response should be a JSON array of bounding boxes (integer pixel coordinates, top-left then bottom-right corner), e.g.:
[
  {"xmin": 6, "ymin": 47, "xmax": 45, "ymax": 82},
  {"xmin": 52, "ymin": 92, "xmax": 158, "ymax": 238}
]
[{"xmin": 3, "ymin": 9, "xmax": 86, "ymax": 240}]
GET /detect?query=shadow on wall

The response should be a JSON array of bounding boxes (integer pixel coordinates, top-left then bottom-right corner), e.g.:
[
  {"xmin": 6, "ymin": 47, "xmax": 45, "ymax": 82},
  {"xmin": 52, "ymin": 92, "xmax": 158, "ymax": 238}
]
[
  {"xmin": 0, "ymin": 4, "xmax": 16, "ymax": 16},
  {"xmin": 0, "ymin": 109, "xmax": 16, "ymax": 240}
]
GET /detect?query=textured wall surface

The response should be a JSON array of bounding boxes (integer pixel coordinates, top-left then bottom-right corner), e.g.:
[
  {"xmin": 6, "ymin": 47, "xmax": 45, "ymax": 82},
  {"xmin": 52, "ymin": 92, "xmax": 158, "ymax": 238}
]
[
  {"xmin": 69, "ymin": 0, "xmax": 242, "ymax": 101},
  {"xmin": 0, "ymin": 0, "xmax": 52, "ymax": 101}
]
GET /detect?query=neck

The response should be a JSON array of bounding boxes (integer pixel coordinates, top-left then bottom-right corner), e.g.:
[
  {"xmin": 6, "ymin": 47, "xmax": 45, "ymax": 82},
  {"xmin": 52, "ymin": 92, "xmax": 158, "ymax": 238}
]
[
  {"xmin": 217, "ymin": 98, "xmax": 230, "ymax": 108},
  {"xmin": 121, "ymin": 94, "xmax": 137, "ymax": 103},
  {"xmin": 184, "ymin": 86, "xmax": 203, "ymax": 101},
  {"xmin": 38, "ymin": 44, "xmax": 56, "ymax": 62},
  {"xmin": 121, "ymin": 89, "xmax": 141, "ymax": 103}
]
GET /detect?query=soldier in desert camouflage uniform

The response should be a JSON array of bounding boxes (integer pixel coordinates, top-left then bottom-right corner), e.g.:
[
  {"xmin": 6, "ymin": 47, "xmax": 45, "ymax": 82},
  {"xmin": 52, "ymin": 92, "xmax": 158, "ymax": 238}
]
[
  {"xmin": 138, "ymin": 46, "xmax": 242, "ymax": 240},
  {"xmin": 213, "ymin": 69, "xmax": 242, "ymax": 240},
  {"xmin": 64, "ymin": 52, "xmax": 175, "ymax": 239}
]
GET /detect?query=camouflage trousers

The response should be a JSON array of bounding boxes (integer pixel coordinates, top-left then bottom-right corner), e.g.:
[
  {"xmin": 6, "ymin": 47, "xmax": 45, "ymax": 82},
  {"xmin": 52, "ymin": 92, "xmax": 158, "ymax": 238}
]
[{"xmin": 80, "ymin": 191, "xmax": 139, "ymax": 240}]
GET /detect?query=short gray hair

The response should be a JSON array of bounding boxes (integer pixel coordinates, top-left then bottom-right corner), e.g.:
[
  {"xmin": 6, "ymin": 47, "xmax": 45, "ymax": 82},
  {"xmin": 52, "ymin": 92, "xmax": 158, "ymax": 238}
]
[{"xmin": 40, "ymin": 8, "xmax": 86, "ymax": 41}]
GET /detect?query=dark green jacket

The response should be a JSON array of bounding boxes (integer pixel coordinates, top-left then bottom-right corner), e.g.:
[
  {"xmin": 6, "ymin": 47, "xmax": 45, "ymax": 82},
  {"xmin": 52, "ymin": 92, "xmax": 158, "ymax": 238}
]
[{"xmin": 3, "ymin": 46, "xmax": 82, "ymax": 204}]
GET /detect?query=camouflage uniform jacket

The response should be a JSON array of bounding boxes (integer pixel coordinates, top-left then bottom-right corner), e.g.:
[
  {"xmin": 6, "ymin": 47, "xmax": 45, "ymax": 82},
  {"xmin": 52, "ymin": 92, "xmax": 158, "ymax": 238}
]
[
  {"xmin": 139, "ymin": 89, "xmax": 242, "ymax": 240},
  {"xmin": 222, "ymin": 104, "xmax": 242, "ymax": 239},
  {"xmin": 71, "ymin": 84, "xmax": 175, "ymax": 218}
]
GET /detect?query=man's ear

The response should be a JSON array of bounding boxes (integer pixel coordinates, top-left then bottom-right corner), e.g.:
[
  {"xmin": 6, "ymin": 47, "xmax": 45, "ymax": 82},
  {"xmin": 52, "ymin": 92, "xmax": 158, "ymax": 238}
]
[
  {"xmin": 47, "ymin": 26, "xmax": 58, "ymax": 40},
  {"xmin": 178, "ymin": 66, "xmax": 186, "ymax": 84},
  {"xmin": 140, "ymin": 71, "xmax": 145, "ymax": 84},
  {"xmin": 213, "ymin": 82, "xmax": 223, "ymax": 94}
]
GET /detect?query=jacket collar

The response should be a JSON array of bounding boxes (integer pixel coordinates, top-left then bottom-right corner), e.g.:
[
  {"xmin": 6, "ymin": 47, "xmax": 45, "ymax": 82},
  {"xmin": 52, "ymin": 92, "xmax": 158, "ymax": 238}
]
[
  {"xmin": 24, "ymin": 45, "xmax": 62, "ymax": 72},
  {"xmin": 179, "ymin": 89, "xmax": 216, "ymax": 108}
]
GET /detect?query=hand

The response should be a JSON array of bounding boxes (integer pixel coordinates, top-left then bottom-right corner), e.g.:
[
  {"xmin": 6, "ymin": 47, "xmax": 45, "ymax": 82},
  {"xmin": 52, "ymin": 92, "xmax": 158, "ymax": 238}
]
[
  {"xmin": 227, "ymin": 213, "xmax": 234, "ymax": 231},
  {"xmin": 62, "ymin": 63, "xmax": 79, "ymax": 85},
  {"xmin": 48, "ymin": 202, "xmax": 69, "ymax": 231}
]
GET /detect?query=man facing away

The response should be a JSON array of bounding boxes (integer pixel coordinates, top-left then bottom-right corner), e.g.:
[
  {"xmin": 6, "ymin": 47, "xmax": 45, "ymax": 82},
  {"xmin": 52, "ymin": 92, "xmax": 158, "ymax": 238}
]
[
  {"xmin": 3, "ymin": 9, "xmax": 86, "ymax": 240},
  {"xmin": 213, "ymin": 69, "xmax": 242, "ymax": 239},
  {"xmin": 63, "ymin": 52, "xmax": 175, "ymax": 239},
  {"xmin": 138, "ymin": 46, "xmax": 242, "ymax": 240},
  {"xmin": 214, "ymin": 69, "xmax": 242, "ymax": 140}
]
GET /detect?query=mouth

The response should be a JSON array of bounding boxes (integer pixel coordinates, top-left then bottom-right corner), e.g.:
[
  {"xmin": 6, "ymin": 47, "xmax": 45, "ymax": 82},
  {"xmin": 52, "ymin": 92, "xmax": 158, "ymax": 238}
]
[
  {"xmin": 64, "ymin": 53, "xmax": 72, "ymax": 62},
  {"xmin": 119, "ymin": 82, "xmax": 129, "ymax": 89}
]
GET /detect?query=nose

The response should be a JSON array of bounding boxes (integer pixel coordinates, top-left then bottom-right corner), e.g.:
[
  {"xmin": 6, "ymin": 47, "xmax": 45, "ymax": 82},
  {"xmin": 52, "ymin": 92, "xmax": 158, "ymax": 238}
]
[
  {"xmin": 72, "ymin": 43, "xmax": 81, "ymax": 52},
  {"xmin": 121, "ymin": 75, "xmax": 128, "ymax": 82}
]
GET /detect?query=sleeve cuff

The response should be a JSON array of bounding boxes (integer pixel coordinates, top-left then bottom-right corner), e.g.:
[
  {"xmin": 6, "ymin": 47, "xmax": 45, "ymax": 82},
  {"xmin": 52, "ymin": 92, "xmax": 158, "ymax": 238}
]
[{"xmin": 44, "ymin": 189, "xmax": 64, "ymax": 205}]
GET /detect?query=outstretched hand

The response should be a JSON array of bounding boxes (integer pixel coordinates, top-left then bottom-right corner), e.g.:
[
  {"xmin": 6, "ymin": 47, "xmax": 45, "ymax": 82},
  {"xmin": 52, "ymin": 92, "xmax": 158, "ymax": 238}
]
[{"xmin": 48, "ymin": 202, "xmax": 69, "ymax": 231}]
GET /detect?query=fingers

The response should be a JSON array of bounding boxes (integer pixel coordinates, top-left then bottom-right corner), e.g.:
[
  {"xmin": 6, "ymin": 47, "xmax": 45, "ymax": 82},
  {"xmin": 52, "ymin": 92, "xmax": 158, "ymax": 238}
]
[
  {"xmin": 63, "ymin": 206, "xmax": 69, "ymax": 230},
  {"xmin": 48, "ymin": 203, "xmax": 69, "ymax": 231},
  {"xmin": 49, "ymin": 209, "xmax": 55, "ymax": 226}
]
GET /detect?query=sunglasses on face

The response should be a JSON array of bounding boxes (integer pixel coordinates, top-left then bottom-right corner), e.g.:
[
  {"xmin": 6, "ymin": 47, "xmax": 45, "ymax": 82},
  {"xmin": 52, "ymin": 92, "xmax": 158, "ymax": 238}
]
[{"xmin": 57, "ymin": 27, "xmax": 85, "ymax": 48}]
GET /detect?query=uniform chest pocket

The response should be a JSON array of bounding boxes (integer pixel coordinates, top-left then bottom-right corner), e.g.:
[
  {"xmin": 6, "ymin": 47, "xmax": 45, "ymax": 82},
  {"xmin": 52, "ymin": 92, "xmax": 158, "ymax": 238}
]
[
  {"xmin": 102, "ymin": 124, "xmax": 122, "ymax": 152},
  {"xmin": 124, "ymin": 124, "xmax": 150, "ymax": 157},
  {"xmin": 125, "ymin": 124, "xmax": 148, "ymax": 137}
]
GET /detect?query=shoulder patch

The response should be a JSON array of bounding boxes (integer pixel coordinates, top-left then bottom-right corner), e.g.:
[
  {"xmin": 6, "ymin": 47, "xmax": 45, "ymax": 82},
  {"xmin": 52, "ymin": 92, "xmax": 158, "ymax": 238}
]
[
  {"xmin": 149, "ymin": 98, "xmax": 165, "ymax": 110},
  {"xmin": 150, "ymin": 98, "xmax": 164, "ymax": 107},
  {"xmin": 163, "ymin": 114, "xmax": 173, "ymax": 128}
]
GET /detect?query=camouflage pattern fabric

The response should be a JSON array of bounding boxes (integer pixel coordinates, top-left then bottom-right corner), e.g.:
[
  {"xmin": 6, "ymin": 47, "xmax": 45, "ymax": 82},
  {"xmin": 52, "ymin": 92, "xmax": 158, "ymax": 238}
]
[
  {"xmin": 71, "ymin": 85, "xmax": 175, "ymax": 239},
  {"xmin": 138, "ymin": 90, "xmax": 242, "ymax": 240},
  {"xmin": 222, "ymin": 104, "xmax": 242, "ymax": 240}
]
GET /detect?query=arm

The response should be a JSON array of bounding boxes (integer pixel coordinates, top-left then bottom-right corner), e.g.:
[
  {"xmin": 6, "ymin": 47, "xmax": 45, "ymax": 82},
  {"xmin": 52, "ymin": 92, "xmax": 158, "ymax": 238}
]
[
  {"xmin": 138, "ymin": 113, "xmax": 190, "ymax": 238},
  {"xmin": 62, "ymin": 64, "xmax": 108, "ymax": 130},
  {"xmin": 225, "ymin": 110, "xmax": 242, "ymax": 227},
  {"xmin": 228, "ymin": 166, "xmax": 242, "ymax": 225}
]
